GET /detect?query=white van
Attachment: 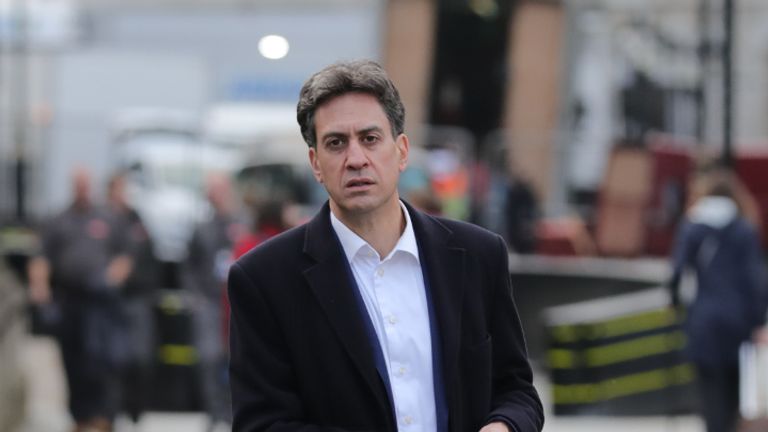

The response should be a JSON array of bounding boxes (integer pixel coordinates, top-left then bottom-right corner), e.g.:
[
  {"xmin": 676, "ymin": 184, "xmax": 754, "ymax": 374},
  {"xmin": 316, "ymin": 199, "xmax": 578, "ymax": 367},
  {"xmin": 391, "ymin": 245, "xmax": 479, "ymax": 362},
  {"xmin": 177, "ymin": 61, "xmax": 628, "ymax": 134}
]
[
  {"xmin": 112, "ymin": 108, "xmax": 242, "ymax": 262},
  {"xmin": 203, "ymin": 103, "xmax": 326, "ymax": 219}
]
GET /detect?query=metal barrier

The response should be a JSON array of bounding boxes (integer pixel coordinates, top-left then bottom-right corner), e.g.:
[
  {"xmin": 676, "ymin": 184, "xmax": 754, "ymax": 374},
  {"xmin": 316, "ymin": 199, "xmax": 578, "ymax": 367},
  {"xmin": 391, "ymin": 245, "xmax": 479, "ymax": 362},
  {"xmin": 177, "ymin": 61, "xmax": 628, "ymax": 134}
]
[{"xmin": 542, "ymin": 287, "xmax": 695, "ymax": 416}]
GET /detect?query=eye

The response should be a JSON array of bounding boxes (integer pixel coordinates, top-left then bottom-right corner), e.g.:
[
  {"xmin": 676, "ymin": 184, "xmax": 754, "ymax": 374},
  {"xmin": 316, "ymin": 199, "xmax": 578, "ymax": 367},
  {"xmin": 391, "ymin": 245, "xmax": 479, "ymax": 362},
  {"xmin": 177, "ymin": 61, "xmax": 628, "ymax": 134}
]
[
  {"xmin": 325, "ymin": 138, "xmax": 344, "ymax": 149},
  {"xmin": 362, "ymin": 134, "xmax": 379, "ymax": 145}
]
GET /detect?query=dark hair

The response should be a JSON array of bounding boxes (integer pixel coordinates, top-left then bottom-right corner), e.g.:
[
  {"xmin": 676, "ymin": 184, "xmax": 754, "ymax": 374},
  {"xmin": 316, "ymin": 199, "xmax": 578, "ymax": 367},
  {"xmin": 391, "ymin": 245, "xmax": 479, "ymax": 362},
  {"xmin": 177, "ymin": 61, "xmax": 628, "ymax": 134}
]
[
  {"xmin": 255, "ymin": 200, "xmax": 285, "ymax": 231},
  {"xmin": 709, "ymin": 178, "xmax": 735, "ymax": 200},
  {"xmin": 689, "ymin": 165, "xmax": 741, "ymax": 213},
  {"xmin": 696, "ymin": 164, "xmax": 735, "ymax": 200},
  {"xmin": 296, "ymin": 59, "xmax": 405, "ymax": 148}
]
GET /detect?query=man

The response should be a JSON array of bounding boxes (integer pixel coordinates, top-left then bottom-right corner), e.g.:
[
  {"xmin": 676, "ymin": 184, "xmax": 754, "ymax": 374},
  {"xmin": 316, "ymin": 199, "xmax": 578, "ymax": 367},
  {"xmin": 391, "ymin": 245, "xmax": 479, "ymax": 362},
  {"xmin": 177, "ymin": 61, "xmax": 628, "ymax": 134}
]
[
  {"xmin": 28, "ymin": 167, "xmax": 132, "ymax": 432},
  {"xmin": 106, "ymin": 172, "xmax": 159, "ymax": 424},
  {"xmin": 228, "ymin": 60, "xmax": 543, "ymax": 432},
  {"xmin": 184, "ymin": 173, "xmax": 245, "ymax": 430}
]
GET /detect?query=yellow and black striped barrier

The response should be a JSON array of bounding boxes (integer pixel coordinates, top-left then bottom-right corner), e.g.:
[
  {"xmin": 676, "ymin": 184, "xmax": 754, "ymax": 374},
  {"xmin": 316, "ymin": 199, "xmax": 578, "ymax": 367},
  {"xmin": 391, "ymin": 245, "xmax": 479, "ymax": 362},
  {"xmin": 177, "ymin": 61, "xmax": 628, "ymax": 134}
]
[
  {"xmin": 544, "ymin": 288, "xmax": 696, "ymax": 415},
  {"xmin": 152, "ymin": 290, "xmax": 201, "ymax": 411}
]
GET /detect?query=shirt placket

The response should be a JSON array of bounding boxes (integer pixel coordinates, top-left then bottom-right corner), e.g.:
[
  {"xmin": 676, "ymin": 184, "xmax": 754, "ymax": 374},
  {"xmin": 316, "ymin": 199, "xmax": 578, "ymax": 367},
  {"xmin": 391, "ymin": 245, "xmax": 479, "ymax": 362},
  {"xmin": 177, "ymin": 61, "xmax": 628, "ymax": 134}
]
[{"xmin": 377, "ymin": 256, "xmax": 422, "ymax": 431}]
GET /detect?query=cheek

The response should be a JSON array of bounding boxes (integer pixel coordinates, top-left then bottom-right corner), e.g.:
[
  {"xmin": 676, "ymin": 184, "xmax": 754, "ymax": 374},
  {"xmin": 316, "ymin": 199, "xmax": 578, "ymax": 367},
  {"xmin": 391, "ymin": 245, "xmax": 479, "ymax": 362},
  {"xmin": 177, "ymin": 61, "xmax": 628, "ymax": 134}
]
[{"xmin": 318, "ymin": 161, "xmax": 345, "ymax": 184}]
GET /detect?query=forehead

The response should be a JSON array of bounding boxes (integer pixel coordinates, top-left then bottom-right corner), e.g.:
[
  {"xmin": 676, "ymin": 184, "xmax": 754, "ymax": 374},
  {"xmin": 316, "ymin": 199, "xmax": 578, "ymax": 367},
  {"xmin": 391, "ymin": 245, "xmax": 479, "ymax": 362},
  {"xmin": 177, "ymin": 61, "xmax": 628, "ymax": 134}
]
[{"xmin": 314, "ymin": 92, "xmax": 391, "ymax": 134}]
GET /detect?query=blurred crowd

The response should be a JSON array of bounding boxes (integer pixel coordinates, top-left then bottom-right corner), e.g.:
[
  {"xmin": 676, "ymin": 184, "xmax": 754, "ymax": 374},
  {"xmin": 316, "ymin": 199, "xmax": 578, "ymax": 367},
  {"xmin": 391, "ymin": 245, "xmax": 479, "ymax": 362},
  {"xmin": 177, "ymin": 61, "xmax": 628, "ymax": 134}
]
[{"xmin": 17, "ymin": 165, "xmax": 297, "ymax": 432}]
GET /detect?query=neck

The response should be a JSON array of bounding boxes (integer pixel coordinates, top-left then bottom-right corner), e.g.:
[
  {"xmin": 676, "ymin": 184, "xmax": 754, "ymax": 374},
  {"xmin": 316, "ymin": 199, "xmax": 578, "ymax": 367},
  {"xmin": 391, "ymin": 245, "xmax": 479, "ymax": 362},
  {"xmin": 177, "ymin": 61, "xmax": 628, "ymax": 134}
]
[{"xmin": 331, "ymin": 198, "xmax": 405, "ymax": 258}]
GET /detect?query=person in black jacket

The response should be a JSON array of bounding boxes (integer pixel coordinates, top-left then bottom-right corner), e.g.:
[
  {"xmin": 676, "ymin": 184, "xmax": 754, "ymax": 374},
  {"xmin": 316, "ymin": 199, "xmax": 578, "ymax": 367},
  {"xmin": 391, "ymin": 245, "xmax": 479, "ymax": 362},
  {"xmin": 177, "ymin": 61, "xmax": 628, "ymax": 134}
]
[
  {"xmin": 28, "ymin": 167, "xmax": 133, "ymax": 432},
  {"xmin": 228, "ymin": 59, "xmax": 543, "ymax": 432},
  {"xmin": 185, "ymin": 173, "xmax": 245, "ymax": 430},
  {"xmin": 106, "ymin": 172, "xmax": 159, "ymax": 425},
  {"xmin": 669, "ymin": 168, "xmax": 767, "ymax": 432}
]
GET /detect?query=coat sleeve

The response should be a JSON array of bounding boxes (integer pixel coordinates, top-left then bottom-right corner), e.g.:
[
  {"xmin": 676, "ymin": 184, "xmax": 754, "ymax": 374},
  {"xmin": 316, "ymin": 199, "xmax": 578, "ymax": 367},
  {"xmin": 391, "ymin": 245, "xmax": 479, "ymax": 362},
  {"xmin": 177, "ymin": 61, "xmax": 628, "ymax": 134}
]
[
  {"xmin": 228, "ymin": 262, "xmax": 361, "ymax": 432},
  {"xmin": 484, "ymin": 235, "xmax": 544, "ymax": 432}
]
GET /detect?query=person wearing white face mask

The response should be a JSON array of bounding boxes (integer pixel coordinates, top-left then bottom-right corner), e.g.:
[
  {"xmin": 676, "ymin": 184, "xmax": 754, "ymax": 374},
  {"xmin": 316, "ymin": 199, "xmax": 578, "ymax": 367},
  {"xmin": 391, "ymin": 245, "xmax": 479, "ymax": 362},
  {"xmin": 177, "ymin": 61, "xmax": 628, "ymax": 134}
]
[{"xmin": 669, "ymin": 167, "xmax": 768, "ymax": 432}]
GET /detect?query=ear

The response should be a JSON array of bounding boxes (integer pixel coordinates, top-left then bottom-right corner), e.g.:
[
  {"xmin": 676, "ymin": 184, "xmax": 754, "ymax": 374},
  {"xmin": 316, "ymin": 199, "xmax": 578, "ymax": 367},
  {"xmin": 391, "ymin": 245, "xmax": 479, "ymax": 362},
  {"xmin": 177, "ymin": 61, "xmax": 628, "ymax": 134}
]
[
  {"xmin": 396, "ymin": 133, "xmax": 409, "ymax": 172},
  {"xmin": 308, "ymin": 146, "xmax": 323, "ymax": 183}
]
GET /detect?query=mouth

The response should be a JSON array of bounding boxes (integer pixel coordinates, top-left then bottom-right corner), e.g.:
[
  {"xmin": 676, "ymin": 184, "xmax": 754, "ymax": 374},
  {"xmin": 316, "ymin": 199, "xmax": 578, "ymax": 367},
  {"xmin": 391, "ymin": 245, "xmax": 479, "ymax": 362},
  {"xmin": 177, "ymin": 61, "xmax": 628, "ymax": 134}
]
[{"xmin": 345, "ymin": 178, "xmax": 375, "ymax": 190}]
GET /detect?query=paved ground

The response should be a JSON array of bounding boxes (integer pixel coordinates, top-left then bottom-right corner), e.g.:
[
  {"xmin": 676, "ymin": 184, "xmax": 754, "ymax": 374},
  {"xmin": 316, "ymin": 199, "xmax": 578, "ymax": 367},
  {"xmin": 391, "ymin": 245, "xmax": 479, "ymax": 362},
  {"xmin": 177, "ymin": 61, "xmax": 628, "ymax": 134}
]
[{"xmin": 14, "ymin": 335, "xmax": 705, "ymax": 432}]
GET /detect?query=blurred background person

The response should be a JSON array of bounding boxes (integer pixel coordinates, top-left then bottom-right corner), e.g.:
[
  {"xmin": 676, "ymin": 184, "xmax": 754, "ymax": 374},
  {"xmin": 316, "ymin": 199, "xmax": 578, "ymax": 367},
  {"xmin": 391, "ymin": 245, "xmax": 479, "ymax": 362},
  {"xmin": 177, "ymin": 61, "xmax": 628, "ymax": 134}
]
[
  {"xmin": 668, "ymin": 167, "xmax": 768, "ymax": 432},
  {"xmin": 404, "ymin": 188, "xmax": 443, "ymax": 216},
  {"xmin": 231, "ymin": 199, "xmax": 290, "ymax": 260},
  {"xmin": 225, "ymin": 199, "xmax": 291, "ymax": 352},
  {"xmin": 504, "ymin": 171, "xmax": 539, "ymax": 254},
  {"xmin": 105, "ymin": 172, "xmax": 159, "ymax": 427},
  {"xmin": 27, "ymin": 166, "xmax": 133, "ymax": 432},
  {"xmin": 182, "ymin": 173, "xmax": 244, "ymax": 431}
]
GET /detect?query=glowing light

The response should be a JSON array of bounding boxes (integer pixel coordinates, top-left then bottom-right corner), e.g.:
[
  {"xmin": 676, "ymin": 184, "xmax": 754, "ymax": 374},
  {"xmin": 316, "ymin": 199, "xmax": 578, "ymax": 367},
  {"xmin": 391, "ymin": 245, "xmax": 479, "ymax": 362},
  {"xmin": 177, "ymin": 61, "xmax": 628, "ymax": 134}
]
[{"xmin": 258, "ymin": 35, "xmax": 290, "ymax": 60}]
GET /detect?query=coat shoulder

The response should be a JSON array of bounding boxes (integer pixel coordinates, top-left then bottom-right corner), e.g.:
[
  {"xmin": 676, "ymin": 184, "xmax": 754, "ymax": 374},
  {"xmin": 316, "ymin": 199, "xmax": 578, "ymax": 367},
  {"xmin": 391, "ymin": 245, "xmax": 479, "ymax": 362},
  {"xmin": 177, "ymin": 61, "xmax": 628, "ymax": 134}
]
[{"xmin": 431, "ymin": 215, "xmax": 504, "ymax": 249}]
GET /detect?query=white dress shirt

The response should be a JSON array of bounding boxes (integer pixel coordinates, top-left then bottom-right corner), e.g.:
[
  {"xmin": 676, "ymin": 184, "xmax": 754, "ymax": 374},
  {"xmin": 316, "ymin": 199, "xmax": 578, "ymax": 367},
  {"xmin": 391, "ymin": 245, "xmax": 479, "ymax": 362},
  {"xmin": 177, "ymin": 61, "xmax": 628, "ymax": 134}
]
[{"xmin": 330, "ymin": 202, "xmax": 437, "ymax": 432}]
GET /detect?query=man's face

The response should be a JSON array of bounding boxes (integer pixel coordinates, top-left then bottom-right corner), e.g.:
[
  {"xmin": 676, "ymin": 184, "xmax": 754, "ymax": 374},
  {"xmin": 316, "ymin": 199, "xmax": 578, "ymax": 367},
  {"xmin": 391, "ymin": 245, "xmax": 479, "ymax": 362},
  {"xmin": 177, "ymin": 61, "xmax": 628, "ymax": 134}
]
[
  {"xmin": 309, "ymin": 92, "xmax": 409, "ymax": 219},
  {"xmin": 206, "ymin": 174, "xmax": 232, "ymax": 214},
  {"xmin": 109, "ymin": 177, "xmax": 126, "ymax": 205},
  {"xmin": 73, "ymin": 168, "xmax": 92, "ymax": 207}
]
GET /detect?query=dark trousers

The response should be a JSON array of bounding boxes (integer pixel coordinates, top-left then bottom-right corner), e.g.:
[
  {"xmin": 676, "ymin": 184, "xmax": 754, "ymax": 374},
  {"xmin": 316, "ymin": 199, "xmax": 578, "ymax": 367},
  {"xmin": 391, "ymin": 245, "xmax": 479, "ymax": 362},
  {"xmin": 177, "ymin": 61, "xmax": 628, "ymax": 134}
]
[
  {"xmin": 197, "ymin": 356, "xmax": 232, "ymax": 425},
  {"xmin": 58, "ymin": 301, "xmax": 120, "ymax": 422},
  {"xmin": 120, "ymin": 296, "xmax": 155, "ymax": 422},
  {"xmin": 121, "ymin": 363, "xmax": 152, "ymax": 422},
  {"xmin": 697, "ymin": 364, "xmax": 740, "ymax": 432}
]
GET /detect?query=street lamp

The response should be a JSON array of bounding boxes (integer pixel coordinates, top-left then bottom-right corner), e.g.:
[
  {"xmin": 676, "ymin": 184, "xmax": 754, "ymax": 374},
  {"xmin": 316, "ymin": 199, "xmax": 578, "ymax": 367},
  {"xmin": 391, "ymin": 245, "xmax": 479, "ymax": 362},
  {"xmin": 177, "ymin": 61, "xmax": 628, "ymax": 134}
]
[
  {"xmin": 722, "ymin": 0, "xmax": 734, "ymax": 167},
  {"xmin": 8, "ymin": 0, "xmax": 29, "ymax": 223}
]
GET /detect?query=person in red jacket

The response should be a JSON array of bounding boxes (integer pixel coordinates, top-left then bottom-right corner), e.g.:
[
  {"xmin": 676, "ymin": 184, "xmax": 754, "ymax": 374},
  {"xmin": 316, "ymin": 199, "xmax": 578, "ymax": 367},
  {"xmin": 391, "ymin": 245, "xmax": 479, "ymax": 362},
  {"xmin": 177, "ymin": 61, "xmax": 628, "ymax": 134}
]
[
  {"xmin": 232, "ymin": 200, "xmax": 288, "ymax": 260},
  {"xmin": 224, "ymin": 200, "xmax": 290, "ymax": 347}
]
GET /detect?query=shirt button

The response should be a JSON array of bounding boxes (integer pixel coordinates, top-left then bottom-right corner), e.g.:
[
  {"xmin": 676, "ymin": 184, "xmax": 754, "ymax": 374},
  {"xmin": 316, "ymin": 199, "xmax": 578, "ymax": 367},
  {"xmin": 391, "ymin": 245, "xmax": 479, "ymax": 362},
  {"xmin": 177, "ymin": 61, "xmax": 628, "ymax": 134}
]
[
  {"xmin": 403, "ymin": 415, "xmax": 413, "ymax": 425},
  {"xmin": 388, "ymin": 315, "xmax": 398, "ymax": 325},
  {"xmin": 396, "ymin": 366, "xmax": 407, "ymax": 377},
  {"xmin": 376, "ymin": 268, "xmax": 384, "ymax": 277}
]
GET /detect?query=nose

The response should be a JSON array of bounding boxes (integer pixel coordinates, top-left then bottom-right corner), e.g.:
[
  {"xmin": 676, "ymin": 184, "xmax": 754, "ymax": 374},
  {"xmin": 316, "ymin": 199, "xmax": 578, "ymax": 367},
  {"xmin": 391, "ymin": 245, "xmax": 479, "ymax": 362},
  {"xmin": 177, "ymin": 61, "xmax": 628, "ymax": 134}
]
[{"xmin": 345, "ymin": 139, "xmax": 369, "ymax": 170}]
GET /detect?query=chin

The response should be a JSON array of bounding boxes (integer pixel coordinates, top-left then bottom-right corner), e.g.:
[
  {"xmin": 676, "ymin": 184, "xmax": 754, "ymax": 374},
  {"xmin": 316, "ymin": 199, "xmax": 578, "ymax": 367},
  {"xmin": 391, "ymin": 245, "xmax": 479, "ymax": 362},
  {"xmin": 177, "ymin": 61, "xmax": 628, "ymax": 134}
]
[
  {"xmin": 340, "ymin": 202, "xmax": 377, "ymax": 215},
  {"xmin": 333, "ymin": 197, "xmax": 380, "ymax": 215}
]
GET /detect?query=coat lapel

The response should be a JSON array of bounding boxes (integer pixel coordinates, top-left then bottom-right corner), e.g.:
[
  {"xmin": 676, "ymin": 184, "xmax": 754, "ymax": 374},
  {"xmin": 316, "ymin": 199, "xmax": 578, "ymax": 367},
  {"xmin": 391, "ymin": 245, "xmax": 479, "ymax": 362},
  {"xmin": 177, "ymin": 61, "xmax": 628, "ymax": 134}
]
[
  {"xmin": 404, "ymin": 202, "xmax": 466, "ymax": 415},
  {"xmin": 301, "ymin": 203, "xmax": 394, "ymax": 423}
]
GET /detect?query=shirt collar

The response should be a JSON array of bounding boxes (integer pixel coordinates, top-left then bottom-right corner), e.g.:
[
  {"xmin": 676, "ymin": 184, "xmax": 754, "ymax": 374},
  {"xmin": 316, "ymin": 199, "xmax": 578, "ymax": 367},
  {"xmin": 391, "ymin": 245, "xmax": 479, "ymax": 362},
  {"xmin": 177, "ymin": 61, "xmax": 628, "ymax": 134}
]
[{"xmin": 330, "ymin": 201, "xmax": 420, "ymax": 263}]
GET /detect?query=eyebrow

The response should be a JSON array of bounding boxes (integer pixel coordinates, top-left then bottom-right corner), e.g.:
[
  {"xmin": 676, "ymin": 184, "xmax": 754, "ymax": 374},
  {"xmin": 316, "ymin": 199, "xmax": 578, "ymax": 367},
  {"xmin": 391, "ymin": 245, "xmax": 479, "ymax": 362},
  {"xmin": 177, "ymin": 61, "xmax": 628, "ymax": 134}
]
[
  {"xmin": 358, "ymin": 126, "xmax": 384, "ymax": 136},
  {"xmin": 319, "ymin": 125, "xmax": 385, "ymax": 142}
]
